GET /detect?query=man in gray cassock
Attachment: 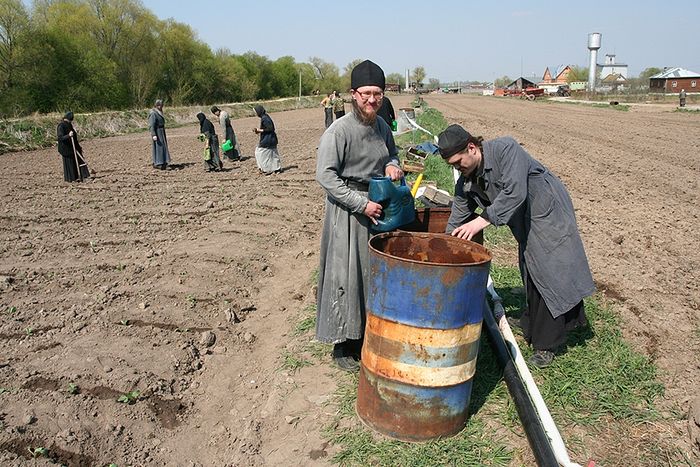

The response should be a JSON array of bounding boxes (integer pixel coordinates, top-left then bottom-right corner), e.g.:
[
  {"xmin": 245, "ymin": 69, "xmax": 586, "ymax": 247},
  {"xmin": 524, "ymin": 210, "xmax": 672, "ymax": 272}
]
[
  {"xmin": 438, "ymin": 124, "xmax": 595, "ymax": 368},
  {"xmin": 211, "ymin": 106, "xmax": 240, "ymax": 160},
  {"xmin": 148, "ymin": 99, "xmax": 171, "ymax": 169},
  {"xmin": 315, "ymin": 60, "xmax": 404, "ymax": 371}
]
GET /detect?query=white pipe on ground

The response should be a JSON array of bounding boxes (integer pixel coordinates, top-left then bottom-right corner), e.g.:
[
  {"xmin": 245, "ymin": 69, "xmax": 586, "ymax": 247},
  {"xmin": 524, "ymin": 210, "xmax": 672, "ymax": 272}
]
[{"xmin": 498, "ymin": 314, "xmax": 583, "ymax": 467}]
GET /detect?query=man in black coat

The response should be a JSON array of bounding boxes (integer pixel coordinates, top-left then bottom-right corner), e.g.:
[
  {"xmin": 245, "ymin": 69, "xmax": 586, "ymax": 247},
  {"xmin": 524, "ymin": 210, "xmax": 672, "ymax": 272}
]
[{"xmin": 56, "ymin": 112, "xmax": 90, "ymax": 182}]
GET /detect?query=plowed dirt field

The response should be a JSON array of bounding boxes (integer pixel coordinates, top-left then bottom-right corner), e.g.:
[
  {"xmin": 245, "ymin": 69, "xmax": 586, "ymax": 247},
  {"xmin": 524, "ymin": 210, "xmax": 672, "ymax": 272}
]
[{"xmin": 1, "ymin": 95, "xmax": 698, "ymax": 465}]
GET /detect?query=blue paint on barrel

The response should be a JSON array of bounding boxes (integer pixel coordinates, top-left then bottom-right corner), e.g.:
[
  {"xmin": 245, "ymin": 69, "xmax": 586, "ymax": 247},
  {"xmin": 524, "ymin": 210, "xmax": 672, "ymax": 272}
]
[
  {"xmin": 367, "ymin": 250, "xmax": 486, "ymax": 329},
  {"xmin": 357, "ymin": 231, "xmax": 491, "ymax": 442}
]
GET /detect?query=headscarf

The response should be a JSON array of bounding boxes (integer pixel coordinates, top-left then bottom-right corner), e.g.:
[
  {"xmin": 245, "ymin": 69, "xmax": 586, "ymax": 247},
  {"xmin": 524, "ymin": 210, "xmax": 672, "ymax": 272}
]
[
  {"xmin": 63, "ymin": 111, "xmax": 74, "ymax": 121},
  {"xmin": 351, "ymin": 60, "xmax": 385, "ymax": 90},
  {"xmin": 211, "ymin": 105, "xmax": 220, "ymax": 114},
  {"xmin": 196, "ymin": 112, "xmax": 207, "ymax": 132},
  {"xmin": 155, "ymin": 99, "xmax": 163, "ymax": 107},
  {"xmin": 254, "ymin": 105, "xmax": 265, "ymax": 118}
]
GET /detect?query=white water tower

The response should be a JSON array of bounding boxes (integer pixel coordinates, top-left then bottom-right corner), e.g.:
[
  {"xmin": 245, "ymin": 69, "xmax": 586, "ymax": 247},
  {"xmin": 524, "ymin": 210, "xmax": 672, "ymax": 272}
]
[{"xmin": 587, "ymin": 33, "xmax": 601, "ymax": 92}]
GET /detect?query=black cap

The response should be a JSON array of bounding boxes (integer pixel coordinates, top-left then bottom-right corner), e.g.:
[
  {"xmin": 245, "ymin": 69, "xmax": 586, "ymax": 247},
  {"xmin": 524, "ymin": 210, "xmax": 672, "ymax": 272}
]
[
  {"xmin": 437, "ymin": 124, "xmax": 471, "ymax": 158},
  {"xmin": 351, "ymin": 60, "xmax": 385, "ymax": 90},
  {"xmin": 64, "ymin": 111, "xmax": 74, "ymax": 121}
]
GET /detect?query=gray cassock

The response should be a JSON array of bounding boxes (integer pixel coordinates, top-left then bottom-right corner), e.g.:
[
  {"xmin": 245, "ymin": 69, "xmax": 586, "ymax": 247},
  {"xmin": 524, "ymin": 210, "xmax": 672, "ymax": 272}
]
[
  {"xmin": 219, "ymin": 111, "xmax": 239, "ymax": 158},
  {"xmin": 447, "ymin": 137, "xmax": 595, "ymax": 317},
  {"xmin": 148, "ymin": 109, "xmax": 171, "ymax": 166},
  {"xmin": 315, "ymin": 112, "xmax": 400, "ymax": 343}
]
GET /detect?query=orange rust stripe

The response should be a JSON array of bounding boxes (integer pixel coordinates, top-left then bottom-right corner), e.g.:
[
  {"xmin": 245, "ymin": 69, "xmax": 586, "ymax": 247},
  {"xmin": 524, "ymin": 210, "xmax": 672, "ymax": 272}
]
[
  {"xmin": 365, "ymin": 313, "xmax": 482, "ymax": 347},
  {"xmin": 362, "ymin": 350, "xmax": 478, "ymax": 386}
]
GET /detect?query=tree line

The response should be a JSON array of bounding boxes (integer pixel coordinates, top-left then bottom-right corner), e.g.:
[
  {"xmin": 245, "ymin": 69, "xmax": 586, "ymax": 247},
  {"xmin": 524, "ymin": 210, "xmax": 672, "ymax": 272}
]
[{"xmin": 0, "ymin": 0, "xmax": 427, "ymax": 118}]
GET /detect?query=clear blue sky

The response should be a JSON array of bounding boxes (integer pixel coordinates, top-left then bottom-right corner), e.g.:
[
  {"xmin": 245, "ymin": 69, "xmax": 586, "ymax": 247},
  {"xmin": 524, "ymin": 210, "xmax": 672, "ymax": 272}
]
[{"xmin": 141, "ymin": 0, "xmax": 698, "ymax": 82}]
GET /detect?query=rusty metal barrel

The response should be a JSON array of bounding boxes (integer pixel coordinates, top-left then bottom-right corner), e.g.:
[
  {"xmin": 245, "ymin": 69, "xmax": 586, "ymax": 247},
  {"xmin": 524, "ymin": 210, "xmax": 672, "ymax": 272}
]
[
  {"xmin": 357, "ymin": 231, "xmax": 491, "ymax": 441},
  {"xmin": 401, "ymin": 207, "xmax": 484, "ymax": 245}
]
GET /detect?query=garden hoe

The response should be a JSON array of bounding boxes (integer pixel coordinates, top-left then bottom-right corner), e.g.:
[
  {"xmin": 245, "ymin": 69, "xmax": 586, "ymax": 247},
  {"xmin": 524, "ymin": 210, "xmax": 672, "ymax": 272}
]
[{"xmin": 70, "ymin": 136, "xmax": 90, "ymax": 181}]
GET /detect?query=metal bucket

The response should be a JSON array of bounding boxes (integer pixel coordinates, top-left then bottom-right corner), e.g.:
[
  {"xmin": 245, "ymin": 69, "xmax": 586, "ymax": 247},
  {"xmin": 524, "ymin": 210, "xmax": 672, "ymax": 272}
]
[
  {"xmin": 357, "ymin": 231, "xmax": 491, "ymax": 441},
  {"xmin": 401, "ymin": 208, "xmax": 484, "ymax": 245}
]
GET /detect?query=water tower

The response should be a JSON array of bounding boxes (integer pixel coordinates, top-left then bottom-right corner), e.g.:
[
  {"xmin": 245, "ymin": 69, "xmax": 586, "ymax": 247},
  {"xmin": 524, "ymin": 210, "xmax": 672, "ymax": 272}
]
[{"xmin": 587, "ymin": 33, "xmax": 601, "ymax": 92}]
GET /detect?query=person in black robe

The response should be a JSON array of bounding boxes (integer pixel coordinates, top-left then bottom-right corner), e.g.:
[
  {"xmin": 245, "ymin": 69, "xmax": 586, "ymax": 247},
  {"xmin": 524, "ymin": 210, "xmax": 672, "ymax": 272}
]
[
  {"xmin": 376, "ymin": 96, "xmax": 396, "ymax": 129},
  {"xmin": 196, "ymin": 112, "xmax": 222, "ymax": 172},
  {"xmin": 56, "ymin": 112, "xmax": 90, "ymax": 182}
]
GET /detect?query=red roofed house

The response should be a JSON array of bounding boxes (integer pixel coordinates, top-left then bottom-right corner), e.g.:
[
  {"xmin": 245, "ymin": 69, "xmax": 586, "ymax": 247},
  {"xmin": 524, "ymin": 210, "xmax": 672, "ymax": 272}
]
[{"xmin": 539, "ymin": 65, "xmax": 573, "ymax": 94}]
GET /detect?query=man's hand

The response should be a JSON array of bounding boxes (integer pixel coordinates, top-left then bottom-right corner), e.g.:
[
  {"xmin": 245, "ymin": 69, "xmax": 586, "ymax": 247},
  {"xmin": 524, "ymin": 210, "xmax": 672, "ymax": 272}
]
[
  {"xmin": 451, "ymin": 216, "xmax": 490, "ymax": 241},
  {"xmin": 152, "ymin": 135, "xmax": 158, "ymax": 141},
  {"xmin": 385, "ymin": 165, "xmax": 404, "ymax": 181},
  {"xmin": 68, "ymin": 131, "xmax": 74, "ymax": 137},
  {"xmin": 364, "ymin": 201, "xmax": 383, "ymax": 225}
]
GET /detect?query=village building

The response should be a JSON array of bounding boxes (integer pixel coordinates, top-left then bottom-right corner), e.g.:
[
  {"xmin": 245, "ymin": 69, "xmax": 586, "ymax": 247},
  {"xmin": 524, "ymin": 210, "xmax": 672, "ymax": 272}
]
[
  {"xmin": 598, "ymin": 54, "xmax": 628, "ymax": 80},
  {"xmin": 649, "ymin": 67, "xmax": 700, "ymax": 94},
  {"xmin": 538, "ymin": 65, "xmax": 575, "ymax": 94}
]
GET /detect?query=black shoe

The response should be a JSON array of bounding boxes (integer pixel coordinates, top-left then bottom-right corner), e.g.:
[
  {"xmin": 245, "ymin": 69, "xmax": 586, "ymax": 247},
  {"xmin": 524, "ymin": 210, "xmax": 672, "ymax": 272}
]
[
  {"xmin": 529, "ymin": 350, "xmax": 555, "ymax": 368},
  {"xmin": 332, "ymin": 343, "xmax": 360, "ymax": 372}
]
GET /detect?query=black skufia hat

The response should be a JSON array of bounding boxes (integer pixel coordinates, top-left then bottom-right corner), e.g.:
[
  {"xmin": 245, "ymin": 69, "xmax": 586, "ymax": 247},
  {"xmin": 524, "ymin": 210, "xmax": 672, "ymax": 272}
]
[
  {"xmin": 351, "ymin": 60, "xmax": 385, "ymax": 90},
  {"xmin": 437, "ymin": 124, "xmax": 471, "ymax": 158}
]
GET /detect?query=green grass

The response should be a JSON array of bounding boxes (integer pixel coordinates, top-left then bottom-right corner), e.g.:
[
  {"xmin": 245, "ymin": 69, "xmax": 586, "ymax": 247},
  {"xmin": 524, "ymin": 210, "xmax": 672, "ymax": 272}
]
[
  {"xmin": 483, "ymin": 225, "xmax": 517, "ymax": 248},
  {"xmin": 294, "ymin": 304, "xmax": 316, "ymax": 336},
  {"xmin": 394, "ymin": 107, "xmax": 454, "ymax": 198},
  {"xmin": 278, "ymin": 349, "xmax": 312, "ymax": 373},
  {"xmin": 591, "ymin": 103, "xmax": 630, "ymax": 111},
  {"xmin": 675, "ymin": 107, "xmax": 700, "ymax": 113}
]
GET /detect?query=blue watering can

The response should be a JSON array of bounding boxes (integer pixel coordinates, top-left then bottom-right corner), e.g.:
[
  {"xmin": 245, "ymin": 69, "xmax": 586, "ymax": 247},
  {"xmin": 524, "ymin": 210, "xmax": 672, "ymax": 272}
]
[{"xmin": 368, "ymin": 176, "xmax": 416, "ymax": 232}]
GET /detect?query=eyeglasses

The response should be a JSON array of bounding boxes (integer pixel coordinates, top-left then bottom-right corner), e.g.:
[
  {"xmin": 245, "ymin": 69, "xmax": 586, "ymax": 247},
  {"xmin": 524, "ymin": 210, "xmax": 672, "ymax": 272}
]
[{"xmin": 354, "ymin": 90, "xmax": 384, "ymax": 101}]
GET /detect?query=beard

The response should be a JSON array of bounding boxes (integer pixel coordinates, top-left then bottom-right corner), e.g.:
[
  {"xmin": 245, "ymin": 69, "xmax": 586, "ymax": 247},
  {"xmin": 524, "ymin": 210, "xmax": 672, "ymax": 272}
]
[{"xmin": 352, "ymin": 99, "xmax": 377, "ymax": 126}]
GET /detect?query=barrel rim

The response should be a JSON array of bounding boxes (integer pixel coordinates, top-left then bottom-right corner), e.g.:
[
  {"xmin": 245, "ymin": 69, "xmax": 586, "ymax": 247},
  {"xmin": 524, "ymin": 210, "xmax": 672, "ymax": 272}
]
[{"xmin": 368, "ymin": 231, "xmax": 492, "ymax": 267}]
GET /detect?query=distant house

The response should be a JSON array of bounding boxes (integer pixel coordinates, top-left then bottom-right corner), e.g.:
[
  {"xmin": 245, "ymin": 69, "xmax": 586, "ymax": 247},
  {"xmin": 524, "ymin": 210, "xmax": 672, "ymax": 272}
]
[
  {"xmin": 649, "ymin": 67, "xmax": 700, "ymax": 93},
  {"xmin": 540, "ymin": 65, "xmax": 572, "ymax": 85},
  {"xmin": 599, "ymin": 73, "xmax": 627, "ymax": 92},
  {"xmin": 539, "ymin": 65, "xmax": 572, "ymax": 94},
  {"xmin": 598, "ymin": 54, "xmax": 628, "ymax": 80}
]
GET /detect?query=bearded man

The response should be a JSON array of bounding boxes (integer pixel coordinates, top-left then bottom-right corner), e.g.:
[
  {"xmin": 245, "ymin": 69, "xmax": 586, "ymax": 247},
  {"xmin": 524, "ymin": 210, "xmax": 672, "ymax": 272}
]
[{"xmin": 314, "ymin": 60, "xmax": 404, "ymax": 371}]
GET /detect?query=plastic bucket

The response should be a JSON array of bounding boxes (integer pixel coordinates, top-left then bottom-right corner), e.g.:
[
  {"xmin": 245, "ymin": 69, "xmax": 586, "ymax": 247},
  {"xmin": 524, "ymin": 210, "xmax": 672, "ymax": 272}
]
[
  {"xmin": 222, "ymin": 139, "xmax": 234, "ymax": 152},
  {"xmin": 357, "ymin": 231, "xmax": 491, "ymax": 441}
]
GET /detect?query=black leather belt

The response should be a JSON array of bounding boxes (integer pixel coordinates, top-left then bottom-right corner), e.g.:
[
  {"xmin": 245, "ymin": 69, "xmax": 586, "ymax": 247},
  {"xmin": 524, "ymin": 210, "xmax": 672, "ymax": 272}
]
[{"xmin": 345, "ymin": 179, "xmax": 369, "ymax": 191}]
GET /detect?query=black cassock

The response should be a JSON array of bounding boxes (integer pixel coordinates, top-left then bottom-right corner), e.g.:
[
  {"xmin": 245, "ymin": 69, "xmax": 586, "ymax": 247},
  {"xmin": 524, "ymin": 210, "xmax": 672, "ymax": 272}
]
[{"xmin": 57, "ymin": 121, "xmax": 90, "ymax": 182}]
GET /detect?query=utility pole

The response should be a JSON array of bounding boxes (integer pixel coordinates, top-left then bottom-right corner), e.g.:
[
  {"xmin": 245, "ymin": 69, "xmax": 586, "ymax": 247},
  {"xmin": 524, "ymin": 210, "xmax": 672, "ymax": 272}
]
[{"xmin": 298, "ymin": 69, "xmax": 302, "ymax": 102}]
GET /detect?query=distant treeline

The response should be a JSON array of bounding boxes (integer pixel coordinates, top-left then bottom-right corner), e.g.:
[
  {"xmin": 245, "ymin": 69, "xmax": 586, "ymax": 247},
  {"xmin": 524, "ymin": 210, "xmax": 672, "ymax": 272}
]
[{"xmin": 0, "ymin": 0, "xmax": 405, "ymax": 118}]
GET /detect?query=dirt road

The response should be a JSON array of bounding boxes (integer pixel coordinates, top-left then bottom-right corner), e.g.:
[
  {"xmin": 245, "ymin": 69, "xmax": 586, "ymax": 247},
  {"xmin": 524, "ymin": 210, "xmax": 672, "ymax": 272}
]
[{"xmin": 0, "ymin": 95, "xmax": 698, "ymax": 465}]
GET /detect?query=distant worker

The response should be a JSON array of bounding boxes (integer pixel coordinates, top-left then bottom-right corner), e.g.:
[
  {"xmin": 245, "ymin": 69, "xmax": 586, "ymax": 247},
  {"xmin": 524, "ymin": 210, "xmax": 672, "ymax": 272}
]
[
  {"xmin": 376, "ymin": 95, "xmax": 396, "ymax": 129},
  {"xmin": 56, "ymin": 111, "xmax": 90, "ymax": 182},
  {"xmin": 332, "ymin": 91, "xmax": 346, "ymax": 119},
  {"xmin": 679, "ymin": 89, "xmax": 687, "ymax": 107},
  {"xmin": 321, "ymin": 93, "xmax": 334, "ymax": 128},
  {"xmin": 253, "ymin": 105, "xmax": 282, "ymax": 175},
  {"xmin": 437, "ymin": 124, "xmax": 595, "ymax": 368},
  {"xmin": 211, "ymin": 106, "xmax": 239, "ymax": 161},
  {"xmin": 197, "ymin": 112, "xmax": 222, "ymax": 172},
  {"xmin": 148, "ymin": 99, "xmax": 171, "ymax": 170}
]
